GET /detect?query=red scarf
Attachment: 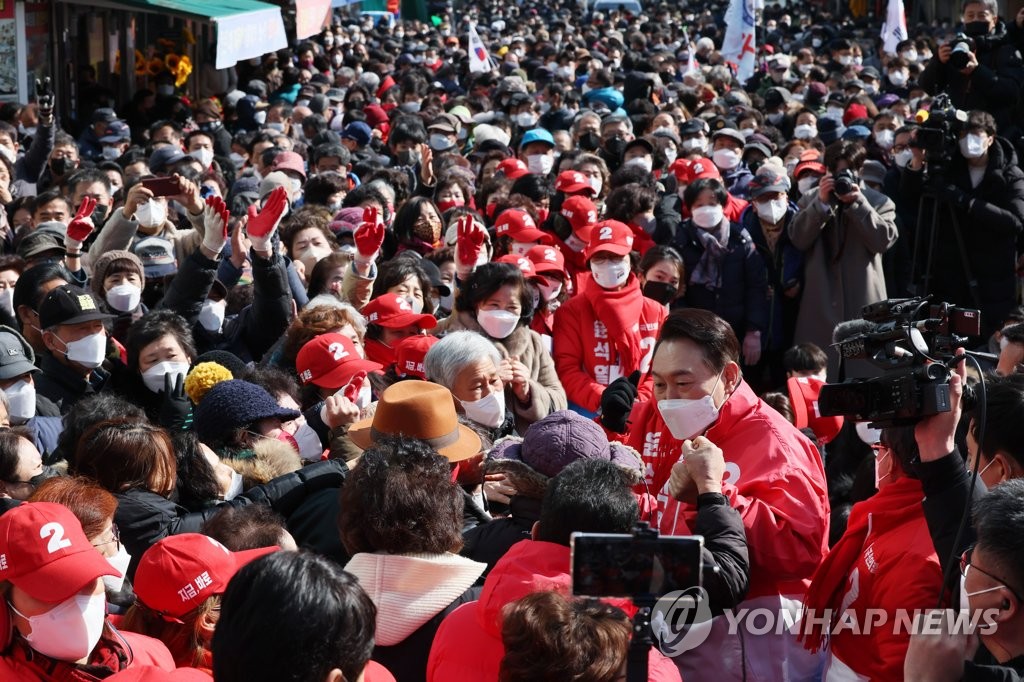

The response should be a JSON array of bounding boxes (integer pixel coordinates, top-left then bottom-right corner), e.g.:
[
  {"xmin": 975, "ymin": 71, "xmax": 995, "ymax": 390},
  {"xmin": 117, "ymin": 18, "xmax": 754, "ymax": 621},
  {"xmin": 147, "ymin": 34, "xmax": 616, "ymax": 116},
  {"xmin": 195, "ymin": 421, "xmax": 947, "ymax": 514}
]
[
  {"xmin": 364, "ymin": 338, "xmax": 396, "ymax": 368},
  {"xmin": 583, "ymin": 275, "xmax": 645, "ymax": 372},
  {"xmin": 799, "ymin": 476, "xmax": 926, "ymax": 652}
]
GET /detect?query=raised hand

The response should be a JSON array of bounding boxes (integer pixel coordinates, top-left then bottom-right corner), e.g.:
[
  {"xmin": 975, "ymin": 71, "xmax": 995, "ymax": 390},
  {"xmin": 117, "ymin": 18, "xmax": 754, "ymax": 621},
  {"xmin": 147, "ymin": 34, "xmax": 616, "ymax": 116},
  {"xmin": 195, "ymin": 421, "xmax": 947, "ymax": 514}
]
[
  {"xmin": 456, "ymin": 215, "xmax": 486, "ymax": 269},
  {"xmin": 66, "ymin": 197, "xmax": 97, "ymax": 249},
  {"xmin": 354, "ymin": 206, "xmax": 385, "ymax": 263},
  {"xmin": 202, "ymin": 195, "xmax": 231, "ymax": 255},
  {"xmin": 34, "ymin": 78, "xmax": 54, "ymax": 121},
  {"xmin": 246, "ymin": 186, "xmax": 287, "ymax": 253},
  {"xmin": 599, "ymin": 370, "xmax": 641, "ymax": 433},
  {"xmin": 342, "ymin": 370, "xmax": 368, "ymax": 404}
]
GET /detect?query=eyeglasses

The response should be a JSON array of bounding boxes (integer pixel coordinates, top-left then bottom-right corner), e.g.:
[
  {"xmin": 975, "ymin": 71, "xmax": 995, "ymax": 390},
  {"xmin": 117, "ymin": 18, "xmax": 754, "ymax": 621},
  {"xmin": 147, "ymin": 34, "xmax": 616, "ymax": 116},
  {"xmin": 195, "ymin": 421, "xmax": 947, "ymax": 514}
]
[
  {"xmin": 961, "ymin": 545, "xmax": 1024, "ymax": 602},
  {"xmin": 92, "ymin": 523, "xmax": 121, "ymax": 550}
]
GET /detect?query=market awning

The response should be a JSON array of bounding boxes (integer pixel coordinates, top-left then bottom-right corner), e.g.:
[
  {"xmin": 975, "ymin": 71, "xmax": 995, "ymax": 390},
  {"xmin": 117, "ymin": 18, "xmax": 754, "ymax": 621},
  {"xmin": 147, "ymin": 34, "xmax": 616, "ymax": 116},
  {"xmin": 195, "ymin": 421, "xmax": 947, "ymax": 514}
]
[{"xmin": 295, "ymin": 0, "xmax": 332, "ymax": 39}]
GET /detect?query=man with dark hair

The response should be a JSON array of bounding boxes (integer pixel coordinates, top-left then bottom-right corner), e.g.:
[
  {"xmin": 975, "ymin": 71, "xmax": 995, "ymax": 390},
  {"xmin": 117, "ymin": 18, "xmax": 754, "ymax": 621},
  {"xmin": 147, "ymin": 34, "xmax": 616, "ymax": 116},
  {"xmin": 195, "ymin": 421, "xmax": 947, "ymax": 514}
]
[
  {"xmin": 783, "ymin": 342, "xmax": 829, "ymax": 380},
  {"xmin": 996, "ymin": 321, "xmax": 1024, "ymax": 375},
  {"xmin": 612, "ymin": 308, "xmax": 829, "ymax": 681}
]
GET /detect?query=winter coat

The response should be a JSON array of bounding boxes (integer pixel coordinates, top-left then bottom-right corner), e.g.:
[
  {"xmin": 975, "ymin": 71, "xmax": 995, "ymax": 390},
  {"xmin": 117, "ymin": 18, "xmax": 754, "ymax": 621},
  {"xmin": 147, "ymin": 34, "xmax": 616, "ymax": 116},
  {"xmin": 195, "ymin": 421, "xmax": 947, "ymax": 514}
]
[
  {"xmin": 0, "ymin": 626, "xmax": 175, "ymax": 681},
  {"xmin": 435, "ymin": 310, "xmax": 567, "ymax": 432},
  {"xmin": 790, "ymin": 186, "xmax": 898, "ymax": 377},
  {"xmin": 83, "ymin": 206, "xmax": 208, "ymax": 275},
  {"xmin": 674, "ymin": 217, "xmax": 770, "ymax": 342},
  {"xmin": 115, "ymin": 459, "xmax": 347, "ymax": 579},
  {"xmin": 35, "ymin": 352, "xmax": 108, "ymax": 415},
  {"xmin": 900, "ymin": 137, "xmax": 1024, "ymax": 335},
  {"xmin": 425, "ymin": 540, "xmax": 682, "ymax": 682},
  {"xmin": 346, "ymin": 552, "xmax": 486, "ymax": 682}
]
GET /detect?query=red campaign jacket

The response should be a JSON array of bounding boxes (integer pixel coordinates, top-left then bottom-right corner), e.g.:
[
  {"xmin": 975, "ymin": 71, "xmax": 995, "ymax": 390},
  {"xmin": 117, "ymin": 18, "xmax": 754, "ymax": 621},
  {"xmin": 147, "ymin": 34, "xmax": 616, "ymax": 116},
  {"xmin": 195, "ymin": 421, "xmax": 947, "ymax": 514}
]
[
  {"xmin": 0, "ymin": 627, "xmax": 175, "ymax": 681},
  {"xmin": 822, "ymin": 478, "xmax": 943, "ymax": 681},
  {"xmin": 552, "ymin": 285, "xmax": 666, "ymax": 413},
  {"xmin": 680, "ymin": 192, "xmax": 749, "ymax": 223},
  {"xmin": 426, "ymin": 539, "xmax": 681, "ymax": 682},
  {"xmin": 624, "ymin": 382, "xmax": 830, "ymax": 600}
]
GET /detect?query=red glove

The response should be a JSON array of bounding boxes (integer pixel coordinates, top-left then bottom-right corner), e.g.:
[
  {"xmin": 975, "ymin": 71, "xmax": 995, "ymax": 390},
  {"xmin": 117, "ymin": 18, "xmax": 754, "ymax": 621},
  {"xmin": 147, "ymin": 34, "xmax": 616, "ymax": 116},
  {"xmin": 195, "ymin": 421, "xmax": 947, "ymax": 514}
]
[
  {"xmin": 66, "ymin": 196, "xmax": 97, "ymax": 247},
  {"xmin": 354, "ymin": 206, "xmax": 385, "ymax": 263},
  {"xmin": 246, "ymin": 186, "xmax": 287, "ymax": 251},
  {"xmin": 456, "ymin": 215, "xmax": 486, "ymax": 268},
  {"xmin": 343, "ymin": 371, "xmax": 368, "ymax": 403},
  {"xmin": 201, "ymin": 195, "xmax": 231, "ymax": 254}
]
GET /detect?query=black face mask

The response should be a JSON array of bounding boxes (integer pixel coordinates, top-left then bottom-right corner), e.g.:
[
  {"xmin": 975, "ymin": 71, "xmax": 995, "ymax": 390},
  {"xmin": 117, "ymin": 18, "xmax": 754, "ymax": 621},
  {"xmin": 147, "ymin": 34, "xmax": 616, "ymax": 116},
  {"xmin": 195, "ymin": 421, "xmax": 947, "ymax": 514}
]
[
  {"xmin": 395, "ymin": 149, "xmax": 421, "ymax": 167},
  {"xmin": 603, "ymin": 136, "xmax": 628, "ymax": 160},
  {"xmin": 642, "ymin": 280, "xmax": 678, "ymax": 305},
  {"xmin": 963, "ymin": 21, "xmax": 991, "ymax": 37},
  {"xmin": 578, "ymin": 131, "xmax": 601, "ymax": 152},
  {"xmin": 50, "ymin": 157, "xmax": 74, "ymax": 177},
  {"xmin": 28, "ymin": 466, "xmax": 61, "ymax": 488},
  {"xmin": 90, "ymin": 203, "xmax": 109, "ymax": 227}
]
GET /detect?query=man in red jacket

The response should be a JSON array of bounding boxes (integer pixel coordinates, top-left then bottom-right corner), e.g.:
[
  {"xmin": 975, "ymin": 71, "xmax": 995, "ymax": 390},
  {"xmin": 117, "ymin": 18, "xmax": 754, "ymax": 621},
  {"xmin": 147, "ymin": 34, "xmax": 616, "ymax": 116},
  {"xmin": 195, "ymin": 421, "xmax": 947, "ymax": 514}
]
[{"xmin": 625, "ymin": 308, "xmax": 830, "ymax": 681}]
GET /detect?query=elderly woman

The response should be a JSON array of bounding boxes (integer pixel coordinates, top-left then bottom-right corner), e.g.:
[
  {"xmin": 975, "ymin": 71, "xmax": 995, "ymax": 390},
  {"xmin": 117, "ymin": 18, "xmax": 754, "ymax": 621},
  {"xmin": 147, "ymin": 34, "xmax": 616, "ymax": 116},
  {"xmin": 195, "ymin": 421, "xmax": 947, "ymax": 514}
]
[{"xmin": 434, "ymin": 262, "xmax": 565, "ymax": 429}]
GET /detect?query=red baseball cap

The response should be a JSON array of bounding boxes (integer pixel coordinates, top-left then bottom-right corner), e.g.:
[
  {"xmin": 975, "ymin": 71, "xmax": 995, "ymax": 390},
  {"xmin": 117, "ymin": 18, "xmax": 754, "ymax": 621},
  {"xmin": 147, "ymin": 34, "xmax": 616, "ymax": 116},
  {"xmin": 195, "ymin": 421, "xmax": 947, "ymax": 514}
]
[
  {"xmin": 134, "ymin": 534, "xmax": 277, "ymax": 621},
  {"xmin": 495, "ymin": 158, "xmax": 529, "ymax": 180},
  {"xmin": 496, "ymin": 254, "xmax": 544, "ymax": 281},
  {"xmin": 362, "ymin": 293, "xmax": 438, "ymax": 330},
  {"xmin": 394, "ymin": 334, "xmax": 439, "ymax": 379},
  {"xmin": 296, "ymin": 333, "xmax": 383, "ymax": 389},
  {"xmin": 272, "ymin": 151, "xmax": 307, "ymax": 181},
  {"xmin": 526, "ymin": 244, "xmax": 565, "ymax": 276},
  {"xmin": 494, "ymin": 209, "xmax": 549, "ymax": 243},
  {"xmin": 559, "ymin": 196, "xmax": 599, "ymax": 241},
  {"xmin": 107, "ymin": 666, "xmax": 213, "ymax": 681},
  {"xmin": 555, "ymin": 170, "xmax": 595, "ymax": 195},
  {"xmin": 787, "ymin": 376, "xmax": 844, "ymax": 445},
  {"xmin": 0, "ymin": 502, "xmax": 118, "ymax": 603},
  {"xmin": 795, "ymin": 151, "xmax": 826, "ymax": 178},
  {"xmin": 584, "ymin": 220, "xmax": 635, "ymax": 259},
  {"xmin": 683, "ymin": 157, "xmax": 721, "ymax": 183}
]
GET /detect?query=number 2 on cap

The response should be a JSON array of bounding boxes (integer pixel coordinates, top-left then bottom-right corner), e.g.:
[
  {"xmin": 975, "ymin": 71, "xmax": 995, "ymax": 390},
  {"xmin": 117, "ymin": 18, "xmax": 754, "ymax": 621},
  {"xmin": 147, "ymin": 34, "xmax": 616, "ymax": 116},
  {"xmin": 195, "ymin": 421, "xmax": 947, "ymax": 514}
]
[
  {"xmin": 40, "ymin": 522, "xmax": 72, "ymax": 554},
  {"xmin": 328, "ymin": 342, "xmax": 350, "ymax": 361},
  {"xmin": 599, "ymin": 226, "xmax": 613, "ymax": 240}
]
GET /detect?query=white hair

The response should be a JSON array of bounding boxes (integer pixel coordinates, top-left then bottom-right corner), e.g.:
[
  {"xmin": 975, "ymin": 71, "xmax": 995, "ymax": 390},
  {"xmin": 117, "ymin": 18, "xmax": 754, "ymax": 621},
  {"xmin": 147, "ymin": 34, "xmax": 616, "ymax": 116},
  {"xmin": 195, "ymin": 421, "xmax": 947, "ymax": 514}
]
[
  {"xmin": 424, "ymin": 331, "xmax": 502, "ymax": 390},
  {"xmin": 304, "ymin": 296, "xmax": 367, "ymax": 335}
]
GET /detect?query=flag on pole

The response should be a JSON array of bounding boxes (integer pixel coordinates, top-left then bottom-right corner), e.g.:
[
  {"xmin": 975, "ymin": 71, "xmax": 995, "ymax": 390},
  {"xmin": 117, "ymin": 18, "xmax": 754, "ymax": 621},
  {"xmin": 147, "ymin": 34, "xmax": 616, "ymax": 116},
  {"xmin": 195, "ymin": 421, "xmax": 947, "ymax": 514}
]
[
  {"xmin": 681, "ymin": 27, "xmax": 699, "ymax": 75},
  {"xmin": 468, "ymin": 24, "xmax": 493, "ymax": 74},
  {"xmin": 881, "ymin": 0, "xmax": 908, "ymax": 55},
  {"xmin": 720, "ymin": 0, "xmax": 756, "ymax": 84}
]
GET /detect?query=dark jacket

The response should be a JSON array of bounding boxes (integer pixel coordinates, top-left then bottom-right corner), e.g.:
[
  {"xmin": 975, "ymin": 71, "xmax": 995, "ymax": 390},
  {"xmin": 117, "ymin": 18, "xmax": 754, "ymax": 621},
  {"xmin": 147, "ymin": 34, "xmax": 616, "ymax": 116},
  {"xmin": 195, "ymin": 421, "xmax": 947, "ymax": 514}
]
[
  {"xmin": 461, "ymin": 495, "xmax": 539, "ymax": 580},
  {"xmin": 674, "ymin": 218, "xmax": 770, "ymax": 341},
  {"xmin": 722, "ymin": 163, "xmax": 754, "ymax": 200},
  {"xmin": 900, "ymin": 137, "xmax": 1024, "ymax": 335},
  {"xmin": 34, "ymin": 352, "xmax": 108, "ymax": 415},
  {"xmin": 695, "ymin": 492, "xmax": 751, "ymax": 614},
  {"xmin": 115, "ymin": 459, "xmax": 347, "ymax": 579}
]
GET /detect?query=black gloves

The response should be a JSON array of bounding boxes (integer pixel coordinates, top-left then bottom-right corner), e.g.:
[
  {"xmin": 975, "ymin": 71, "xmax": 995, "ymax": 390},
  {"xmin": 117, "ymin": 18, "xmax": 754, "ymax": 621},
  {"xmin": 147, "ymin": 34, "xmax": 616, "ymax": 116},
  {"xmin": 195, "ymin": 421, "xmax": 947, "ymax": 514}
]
[
  {"xmin": 600, "ymin": 370, "xmax": 641, "ymax": 434},
  {"xmin": 159, "ymin": 372, "xmax": 192, "ymax": 431}
]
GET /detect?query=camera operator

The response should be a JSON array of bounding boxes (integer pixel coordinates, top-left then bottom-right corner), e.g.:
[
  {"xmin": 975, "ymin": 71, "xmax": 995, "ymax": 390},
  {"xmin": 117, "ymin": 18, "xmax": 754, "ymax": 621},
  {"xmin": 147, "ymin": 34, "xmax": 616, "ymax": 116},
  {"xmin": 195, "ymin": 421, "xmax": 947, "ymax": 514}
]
[
  {"xmin": 918, "ymin": 0, "xmax": 1024, "ymax": 138},
  {"xmin": 790, "ymin": 140, "xmax": 899, "ymax": 377},
  {"xmin": 900, "ymin": 111, "xmax": 1024, "ymax": 337},
  {"xmin": 996, "ymin": 322, "xmax": 1024, "ymax": 376}
]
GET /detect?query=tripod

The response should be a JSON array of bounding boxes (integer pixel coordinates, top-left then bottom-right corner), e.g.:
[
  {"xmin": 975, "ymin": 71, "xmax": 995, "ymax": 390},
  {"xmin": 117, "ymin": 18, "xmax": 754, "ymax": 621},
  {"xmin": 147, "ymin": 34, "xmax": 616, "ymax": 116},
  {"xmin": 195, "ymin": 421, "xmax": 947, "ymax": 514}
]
[{"xmin": 910, "ymin": 179, "xmax": 983, "ymax": 311}]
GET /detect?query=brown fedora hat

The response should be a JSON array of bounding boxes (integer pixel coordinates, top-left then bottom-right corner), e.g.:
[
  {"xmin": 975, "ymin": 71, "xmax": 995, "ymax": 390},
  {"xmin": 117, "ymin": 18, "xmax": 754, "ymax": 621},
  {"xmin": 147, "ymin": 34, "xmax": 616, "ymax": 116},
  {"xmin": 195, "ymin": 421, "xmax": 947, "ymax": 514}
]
[{"xmin": 348, "ymin": 381, "xmax": 482, "ymax": 462}]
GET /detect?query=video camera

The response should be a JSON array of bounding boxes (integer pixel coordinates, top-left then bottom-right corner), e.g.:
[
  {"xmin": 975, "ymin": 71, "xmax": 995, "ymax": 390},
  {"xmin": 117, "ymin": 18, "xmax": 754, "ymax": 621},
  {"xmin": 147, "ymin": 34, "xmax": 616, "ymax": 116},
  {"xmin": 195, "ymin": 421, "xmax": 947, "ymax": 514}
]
[
  {"xmin": 948, "ymin": 33, "xmax": 976, "ymax": 71},
  {"xmin": 817, "ymin": 297, "xmax": 980, "ymax": 428},
  {"xmin": 910, "ymin": 93, "xmax": 968, "ymax": 178}
]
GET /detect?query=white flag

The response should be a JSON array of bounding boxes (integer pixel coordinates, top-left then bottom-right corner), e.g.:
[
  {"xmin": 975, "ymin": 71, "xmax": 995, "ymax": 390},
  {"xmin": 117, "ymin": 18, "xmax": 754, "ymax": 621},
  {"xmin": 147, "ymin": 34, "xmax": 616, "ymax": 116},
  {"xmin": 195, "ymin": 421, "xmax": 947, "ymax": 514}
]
[
  {"xmin": 468, "ymin": 24, "xmax": 492, "ymax": 74},
  {"xmin": 881, "ymin": 0, "xmax": 908, "ymax": 56},
  {"xmin": 681, "ymin": 27, "xmax": 699, "ymax": 75},
  {"xmin": 720, "ymin": 0, "xmax": 756, "ymax": 83}
]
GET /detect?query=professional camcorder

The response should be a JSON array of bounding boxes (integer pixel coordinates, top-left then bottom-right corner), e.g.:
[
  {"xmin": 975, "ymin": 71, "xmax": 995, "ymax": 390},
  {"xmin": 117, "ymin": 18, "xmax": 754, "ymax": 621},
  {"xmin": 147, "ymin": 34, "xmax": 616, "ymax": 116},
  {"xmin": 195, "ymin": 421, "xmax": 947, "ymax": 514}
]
[
  {"xmin": 910, "ymin": 94, "xmax": 968, "ymax": 177},
  {"xmin": 817, "ymin": 297, "xmax": 980, "ymax": 427}
]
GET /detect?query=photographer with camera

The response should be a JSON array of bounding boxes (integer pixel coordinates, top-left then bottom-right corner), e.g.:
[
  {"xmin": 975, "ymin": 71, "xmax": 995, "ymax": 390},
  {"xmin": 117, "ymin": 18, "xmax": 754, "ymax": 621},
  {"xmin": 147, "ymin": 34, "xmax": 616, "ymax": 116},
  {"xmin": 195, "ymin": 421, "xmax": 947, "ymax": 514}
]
[
  {"xmin": 901, "ymin": 110, "xmax": 1024, "ymax": 337},
  {"xmin": 790, "ymin": 140, "xmax": 899, "ymax": 378},
  {"xmin": 918, "ymin": 0, "xmax": 1024, "ymax": 138}
]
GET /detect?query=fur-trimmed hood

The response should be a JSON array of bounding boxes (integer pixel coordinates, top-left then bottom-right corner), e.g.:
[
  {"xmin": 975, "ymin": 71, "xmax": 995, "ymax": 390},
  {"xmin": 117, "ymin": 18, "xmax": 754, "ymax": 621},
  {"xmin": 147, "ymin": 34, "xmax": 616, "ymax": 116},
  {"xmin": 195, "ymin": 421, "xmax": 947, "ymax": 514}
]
[{"xmin": 223, "ymin": 438, "xmax": 302, "ymax": 489}]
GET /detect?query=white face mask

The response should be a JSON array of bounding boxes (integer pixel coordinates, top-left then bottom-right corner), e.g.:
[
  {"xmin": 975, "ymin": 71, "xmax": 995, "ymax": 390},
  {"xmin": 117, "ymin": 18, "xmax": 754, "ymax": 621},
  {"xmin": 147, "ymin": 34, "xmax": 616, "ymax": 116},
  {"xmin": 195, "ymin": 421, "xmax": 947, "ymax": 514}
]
[
  {"xmin": 538, "ymin": 279, "xmax": 562, "ymax": 301},
  {"xmin": 894, "ymin": 148, "xmax": 914, "ymax": 168},
  {"xmin": 510, "ymin": 241, "xmax": 534, "ymax": 257},
  {"xmin": 292, "ymin": 421, "xmax": 324, "ymax": 460},
  {"xmin": 888, "ymin": 70, "xmax": 908, "ymax": 87},
  {"xmin": 141, "ymin": 360, "xmax": 189, "ymax": 394},
  {"xmin": 797, "ymin": 176, "xmax": 818, "ymax": 195},
  {"xmin": 590, "ymin": 258, "xmax": 630, "ymax": 289},
  {"xmin": 825, "ymin": 107, "xmax": 845, "ymax": 122},
  {"xmin": 692, "ymin": 205, "xmax": 724, "ymax": 229},
  {"xmin": 429, "ymin": 134, "xmax": 454, "ymax": 151},
  {"xmin": 134, "ymin": 199, "xmax": 167, "ymax": 229},
  {"xmin": 355, "ymin": 383, "xmax": 372, "ymax": 410},
  {"xmin": 756, "ymin": 197, "xmax": 788, "ymax": 224},
  {"xmin": 681, "ymin": 137, "xmax": 706, "ymax": 153},
  {"xmin": 199, "ymin": 299, "xmax": 227, "ymax": 333},
  {"xmin": 222, "ymin": 470, "xmax": 244, "ymax": 501},
  {"xmin": 960, "ymin": 569, "xmax": 1004, "ymax": 615},
  {"xmin": 527, "ymin": 154, "xmax": 554, "ymax": 175},
  {"xmin": 0, "ymin": 288, "xmax": 13, "ymax": 316},
  {"xmin": 960, "ymin": 134, "xmax": 987, "ymax": 159},
  {"xmin": 5, "ymin": 379, "xmax": 36, "ymax": 423},
  {"xmin": 663, "ymin": 147, "xmax": 678, "ymax": 165},
  {"xmin": 460, "ymin": 389, "xmax": 506, "ymax": 428},
  {"xmin": 901, "ymin": 50, "xmax": 917, "ymax": 63},
  {"xmin": 477, "ymin": 309, "xmax": 520, "ymax": 339},
  {"xmin": 767, "ymin": 112, "xmax": 786, "ymax": 125},
  {"xmin": 229, "ymin": 152, "xmax": 246, "ymax": 169},
  {"xmin": 103, "ymin": 546, "xmax": 132, "ymax": 592},
  {"xmin": 404, "ymin": 296, "xmax": 424, "ymax": 315},
  {"xmin": 712, "ymin": 148, "xmax": 740, "ymax": 171},
  {"xmin": 515, "ymin": 112, "xmax": 538, "ymax": 128},
  {"xmin": 101, "ymin": 146, "xmax": 121, "ymax": 161},
  {"xmin": 297, "ymin": 245, "xmax": 332, "ymax": 274},
  {"xmin": 60, "ymin": 331, "xmax": 107, "ymax": 369},
  {"xmin": 625, "ymin": 156, "xmax": 653, "ymax": 173},
  {"xmin": 105, "ymin": 283, "xmax": 142, "ymax": 313},
  {"xmin": 588, "ymin": 176, "xmax": 603, "ymax": 196},
  {"xmin": 439, "ymin": 291, "xmax": 454, "ymax": 311},
  {"xmin": 658, "ymin": 371, "xmax": 723, "ymax": 440},
  {"xmin": 793, "ymin": 124, "xmax": 817, "ymax": 140},
  {"xmin": 838, "ymin": 55, "xmax": 853, "ymax": 66},
  {"xmin": 9, "ymin": 589, "xmax": 107, "ymax": 662},
  {"xmin": 190, "ymin": 148, "xmax": 214, "ymax": 168},
  {"xmin": 874, "ymin": 129, "xmax": 895, "ymax": 150}
]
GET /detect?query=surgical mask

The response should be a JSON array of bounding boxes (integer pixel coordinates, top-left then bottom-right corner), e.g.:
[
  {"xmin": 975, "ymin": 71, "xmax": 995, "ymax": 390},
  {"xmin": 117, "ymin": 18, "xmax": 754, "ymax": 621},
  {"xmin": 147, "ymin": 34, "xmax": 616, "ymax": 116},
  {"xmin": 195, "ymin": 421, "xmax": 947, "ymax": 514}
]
[
  {"xmin": 229, "ymin": 152, "xmax": 246, "ymax": 169},
  {"xmin": 4, "ymin": 379, "xmax": 35, "ymax": 423},
  {"xmin": 103, "ymin": 546, "xmax": 131, "ymax": 592},
  {"xmin": 874, "ymin": 129, "xmax": 895, "ymax": 150},
  {"xmin": 838, "ymin": 55, "xmax": 853, "ymax": 66},
  {"xmin": 8, "ymin": 589, "xmax": 107, "ymax": 662},
  {"xmin": 404, "ymin": 296, "xmax": 424, "ymax": 315},
  {"xmin": 756, "ymin": 198, "xmax": 788, "ymax": 224},
  {"xmin": 682, "ymin": 137, "xmax": 706, "ymax": 153},
  {"xmin": 888, "ymin": 70, "xmax": 908, "ymax": 87},
  {"xmin": 589, "ymin": 176, "xmax": 603, "ymax": 196},
  {"xmin": 101, "ymin": 146, "xmax": 121, "ymax": 161},
  {"xmin": 874, "ymin": 449, "xmax": 891, "ymax": 488},
  {"xmin": 266, "ymin": 122, "xmax": 285, "ymax": 133},
  {"xmin": 798, "ymin": 176, "xmax": 818, "ymax": 194},
  {"xmin": 825, "ymin": 107, "xmax": 845, "ymax": 121},
  {"xmin": 812, "ymin": 38, "xmax": 823, "ymax": 48},
  {"xmin": 960, "ymin": 134, "xmax": 987, "ymax": 159},
  {"xmin": 692, "ymin": 205, "xmax": 724, "ymax": 229},
  {"xmin": 510, "ymin": 241, "xmax": 534, "ymax": 257},
  {"xmin": 477, "ymin": 309, "xmax": 520, "ymax": 339},
  {"xmin": 105, "ymin": 283, "xmax": 141, "ymax": 313},
  {"xmin": 141, "ymin": 360, "xmax": 189, "ymax": 394},
  {"xmin": 0, "ymin": 145, "xmax": 13, "ymax": 165},
  {"xmin": 459, "ymin": 389, "xmax": 506, "ymax": 428},
  {"xmin": 399, "ymin": 101, "xmax": 422, "ymax": 113},
  {"xmin": 293, "ymin": 422, "xmax": 324, "ymax": 460},
  {"xmin": 395, "ymin": 149, "xmax": 421, "ymax": 166},
  {"xmin": 663, "ymin": 147, "xmax": 677, "ymax": 165},
  {"xmin": 767, "ymin": 112, "xmax": 785, "ymax": 125},
  {"xmin": 429, "ymin": 134, "xmax": 454, "ymax": 151},
  {"xmin": 901, "ymin": 50, "xmax": 917, "ymax": 63},
  {"xmin": 642, "ymin": 280, "xmax": 678, "ymax": 305},
  {"xmin": 960, "ymin": 570, "xmax": 1004, "ymax": 614},
  {"xmin": 134, "ymin": 199, "xmax": 166, "ymax": 228},
  {"xmin": 712, "ymin": 148, "xmax": 740, "ymax": 171},
  {"xmin": 298, "ymin": 245, "xmax": 332, "ymax": 273},
  {"xmin": 625, "ymin": 156, "xmax": 653, "ymax": 173},
  {"xmin": 793, "ymin": 124, "xmax": 817, "ymax": 140},
  {"xmin": 0, "ymin": 288, "xmax": 13, "ymax": 316},
  {"xmin": 439, "ymin": 291, "xmax": 454, "ymax": 311},
  {"xmin": 658, "ymin": 371, "xmax": 723, "ymax": 440},
  {"xmin": 515, "ymin": 112, "xmax": 538, "ymax": 128},
  {"xmin": 355, "ymin": 383, "xmax": 372, "ymax": 410},
  {"xmin": 538, "ymin": 279, "xmax": 562, "ymax": 301},
  {"xmin": 199, "ymin": 299, "xmax": 226, "ymax": 332},
  {"xmin": 527, "ymin": 154, "xmax": 554, "ymax": 175},
  {"xmin": 591, "ymin": 259, "xmax": 630, "ymax": 289},
  {"xmin": 60, "ymin": 331, "xmax": 107, "ymax": 369},
  {"xmin": 190, "ymin": 148, "xmax": 214, "ymax": 168}
]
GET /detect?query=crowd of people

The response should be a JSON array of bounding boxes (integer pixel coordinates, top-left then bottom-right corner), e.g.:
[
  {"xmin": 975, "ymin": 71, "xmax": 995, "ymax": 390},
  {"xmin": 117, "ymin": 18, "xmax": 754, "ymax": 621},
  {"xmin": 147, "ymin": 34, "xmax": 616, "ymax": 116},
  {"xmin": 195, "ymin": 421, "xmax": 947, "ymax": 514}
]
[{"xmin": 1, "ymin": 0, "xmax": 1024, "ymax": 679}]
